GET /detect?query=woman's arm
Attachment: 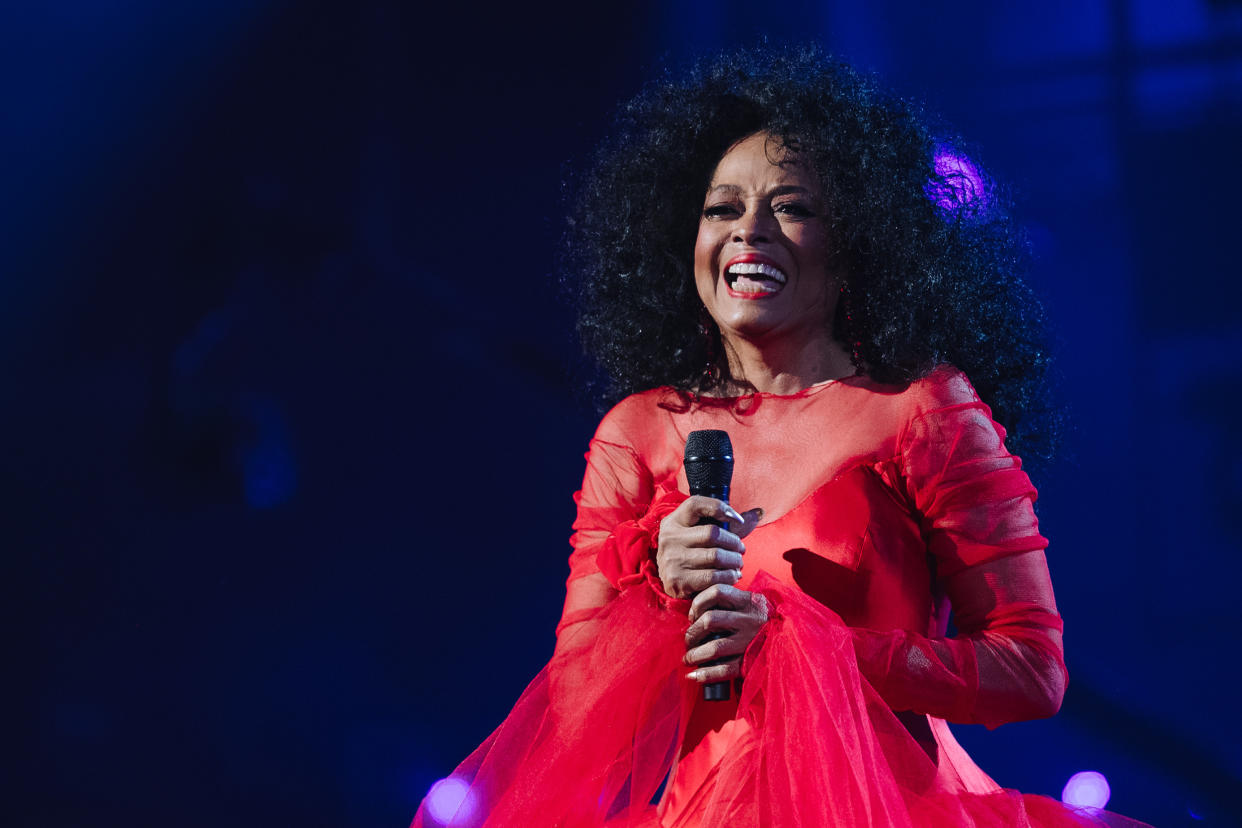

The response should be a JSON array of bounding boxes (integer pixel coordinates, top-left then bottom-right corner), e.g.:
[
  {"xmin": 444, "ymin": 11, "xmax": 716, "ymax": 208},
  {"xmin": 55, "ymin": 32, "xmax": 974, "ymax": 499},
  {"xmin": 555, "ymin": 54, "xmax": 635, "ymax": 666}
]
[
  {"xmin": 851, "ymin": 549, "xmax": 1065, "ymax": 728},
  {"xmin": 555, "ymin": 416, "xmax": 761, "ymax": 690},
  {"xmin": 555, "ymin": 436, "xmax": 651, "ymax": 654},
  {"xmin": 851, "ymin": 378, "xmax": 1066, "ymax": 728}
]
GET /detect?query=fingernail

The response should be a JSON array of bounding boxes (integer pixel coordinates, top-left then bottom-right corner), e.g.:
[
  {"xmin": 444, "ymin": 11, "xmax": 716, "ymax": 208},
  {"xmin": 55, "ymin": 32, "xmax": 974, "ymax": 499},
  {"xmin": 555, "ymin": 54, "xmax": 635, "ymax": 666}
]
[
  {"xmin": 754, "ymin": 508, "xmax": 765, "ymax": 520},
  {"xmin": 687, "ymin": 671, "xmax": 702, "ymax": 681},
  {"xmin": 723, "ymin": 506, "xmax": 744, "ymax": 523}
]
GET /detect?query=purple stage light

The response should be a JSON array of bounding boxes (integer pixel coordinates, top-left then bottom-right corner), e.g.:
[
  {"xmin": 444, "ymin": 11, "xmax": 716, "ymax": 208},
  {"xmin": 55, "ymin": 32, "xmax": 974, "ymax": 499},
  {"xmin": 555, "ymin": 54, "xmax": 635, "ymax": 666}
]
[
  {"xmin": 928, "ymin": 148, "xmax": 988, "ymax": 212},
  {"xmin": 1062, "ymin": 770, "xmax": 1111, "ymax": 810},
  {"xmin": 425, "ymin": 776, "xmax": 478, "ymax": 826}
]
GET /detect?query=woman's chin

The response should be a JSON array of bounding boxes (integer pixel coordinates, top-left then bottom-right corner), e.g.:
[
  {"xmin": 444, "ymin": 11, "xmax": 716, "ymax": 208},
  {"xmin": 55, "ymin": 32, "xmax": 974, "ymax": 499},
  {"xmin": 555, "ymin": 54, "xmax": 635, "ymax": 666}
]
[{"xmin": 716, "ymin": 311, "xmax": 785, "ymax": 344}]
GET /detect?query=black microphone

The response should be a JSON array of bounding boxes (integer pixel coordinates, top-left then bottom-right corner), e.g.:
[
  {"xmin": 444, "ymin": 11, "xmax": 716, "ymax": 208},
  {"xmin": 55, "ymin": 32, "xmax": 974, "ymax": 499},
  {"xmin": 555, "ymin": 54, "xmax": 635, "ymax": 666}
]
[{"xmin": 684, "ymin": 429, "xmax": 735, "ymax": 702}]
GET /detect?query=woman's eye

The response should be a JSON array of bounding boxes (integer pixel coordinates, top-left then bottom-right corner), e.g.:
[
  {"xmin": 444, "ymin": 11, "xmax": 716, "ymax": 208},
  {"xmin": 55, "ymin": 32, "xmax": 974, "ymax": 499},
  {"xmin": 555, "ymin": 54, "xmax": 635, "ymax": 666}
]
[
  {"xmin": 775, "ymin": 202, "xmax": 815, "ymax": 217},
  {"xmin": 703, "ymin": 204, "xmax": 739, "ymax": 219}
]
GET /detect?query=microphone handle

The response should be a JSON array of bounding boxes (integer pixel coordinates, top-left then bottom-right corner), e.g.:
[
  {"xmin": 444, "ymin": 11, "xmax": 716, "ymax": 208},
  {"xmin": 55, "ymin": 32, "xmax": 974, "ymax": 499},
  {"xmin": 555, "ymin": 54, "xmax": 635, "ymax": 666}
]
[{"xmin": 696, "ymin": 513, "xmax": 733, "ymax": 702}]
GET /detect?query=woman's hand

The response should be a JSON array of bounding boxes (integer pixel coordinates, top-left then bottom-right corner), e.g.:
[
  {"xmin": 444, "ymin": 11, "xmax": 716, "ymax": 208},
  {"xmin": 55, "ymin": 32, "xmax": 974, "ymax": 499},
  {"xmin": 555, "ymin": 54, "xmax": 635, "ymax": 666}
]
[
  {"xmin": 655, "ymin": 497, "xmax": 762, "ymax": 599},
  {"xmin": 684, "ymin": 584, "xmax": 770, "ymax": 684}
]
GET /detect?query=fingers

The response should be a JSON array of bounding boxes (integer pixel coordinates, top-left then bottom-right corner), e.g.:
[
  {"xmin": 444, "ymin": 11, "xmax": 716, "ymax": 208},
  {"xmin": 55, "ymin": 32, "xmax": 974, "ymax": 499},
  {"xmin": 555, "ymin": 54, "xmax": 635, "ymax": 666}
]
[
  {"xmin": 665, "ymin": 500, "xmax": 765, "ymax": 553},
  {"xmin": 675, "ymin": 496, "xmax": 746, "ymax": 530},
  {"xmin": 670, "ymin": 498, "xmax": 765, "ymax": 534},
  {"xmin": 684, "ymin": 630, "xmax": 749, "ymax": 666},
  {"xmin": 686, "ymin": 546, "xmax": 743, "ymax": 571},
  {"xmin": 684, "ymin": 585, "xmax": 768, "ymax": 649},
  {"xmin": 686, "ymin": 658, "xmax": 741, "ymax": 684},
  {"xmin": 671, "ymin": 522, "xmax": 744, "ymax": 555},
  {"xmin": 684, "ymin": 588, "xmax": 764, "ymax": 649},
  {"xmin": 684, "ymin": 609, "xmax": 749, "ymax": 651},
  {"xmin": 657, "ymin": 498, "xmax": 764, "ymax": 601},
  {"xmin": 694, "ymin": 523, "xmax": 745, "ymax": 554},
  {"xmin": 658, "ymin": 565, "xmax": 740, "ymax": 600},
  {"xmin": 681, "ymin": 588, "xmax": 769, "ymax": 685},
  {"xmin": 688, "ymin": 584, "xmax": 751, "ymax": 622},
  {"xmin": 676, "ymin": 567, "xmax": 742, "ymax": 595}
]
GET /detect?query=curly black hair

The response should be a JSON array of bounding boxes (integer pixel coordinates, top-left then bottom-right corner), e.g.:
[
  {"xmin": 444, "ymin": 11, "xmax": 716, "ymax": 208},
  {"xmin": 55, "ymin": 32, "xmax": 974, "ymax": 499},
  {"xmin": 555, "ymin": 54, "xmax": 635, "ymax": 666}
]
[{"xmin": 562, "ymin": 45, "xmax": 1060, "ymax": 466}]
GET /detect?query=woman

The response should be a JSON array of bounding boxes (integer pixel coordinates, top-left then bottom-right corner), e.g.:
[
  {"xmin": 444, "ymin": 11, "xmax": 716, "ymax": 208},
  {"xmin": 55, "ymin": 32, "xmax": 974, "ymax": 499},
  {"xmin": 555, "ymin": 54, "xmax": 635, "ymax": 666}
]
[{"xmin": 414, "ymin": 47, "xmax": 1137, "ymax": 827}]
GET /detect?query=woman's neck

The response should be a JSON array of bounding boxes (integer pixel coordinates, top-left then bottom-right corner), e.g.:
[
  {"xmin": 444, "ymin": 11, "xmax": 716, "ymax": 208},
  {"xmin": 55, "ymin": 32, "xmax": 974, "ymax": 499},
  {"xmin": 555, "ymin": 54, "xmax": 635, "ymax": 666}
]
[{"xmin": 716, "ymin": 330, "xmax": 855, "ymax": 396}]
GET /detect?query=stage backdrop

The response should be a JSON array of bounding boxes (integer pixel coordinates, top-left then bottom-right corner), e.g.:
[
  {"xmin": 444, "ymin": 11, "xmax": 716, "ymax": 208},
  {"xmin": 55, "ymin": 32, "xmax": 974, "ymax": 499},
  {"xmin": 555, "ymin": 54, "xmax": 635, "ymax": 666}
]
[{"xmin": 9, "ymin": 2, "xmax": 1241, "ymax": 825}]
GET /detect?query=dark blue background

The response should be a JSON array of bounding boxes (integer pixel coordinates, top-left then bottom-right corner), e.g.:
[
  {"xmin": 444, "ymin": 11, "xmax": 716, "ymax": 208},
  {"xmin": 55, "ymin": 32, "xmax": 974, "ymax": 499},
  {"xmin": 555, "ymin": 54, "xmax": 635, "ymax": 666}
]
[{"xmin": 10, "ymin": 2, "xmax": 1241, "ymax": 825}]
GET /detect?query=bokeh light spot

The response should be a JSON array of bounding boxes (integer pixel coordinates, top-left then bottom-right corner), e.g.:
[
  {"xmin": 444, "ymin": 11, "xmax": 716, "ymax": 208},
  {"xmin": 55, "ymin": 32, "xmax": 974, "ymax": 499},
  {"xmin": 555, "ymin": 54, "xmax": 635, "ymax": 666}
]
[
  {"xmin": 1062, "ymin": 770, "xmax": 1111, "ymax": 810},
  {"xmin": 928, "ymin": 148, "xmax": 989, "ymax": 212},
  {"xmin": 425, "ymin": 776, "xmax": 478, "ymax": 825}
]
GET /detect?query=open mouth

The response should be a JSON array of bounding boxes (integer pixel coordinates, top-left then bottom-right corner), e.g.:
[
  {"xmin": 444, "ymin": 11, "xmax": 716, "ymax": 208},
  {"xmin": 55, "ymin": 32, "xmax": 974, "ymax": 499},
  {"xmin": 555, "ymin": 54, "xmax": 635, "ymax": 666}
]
[{"xmin": 724, "ymin": 261, "xmax": 787, "ymax": 297}]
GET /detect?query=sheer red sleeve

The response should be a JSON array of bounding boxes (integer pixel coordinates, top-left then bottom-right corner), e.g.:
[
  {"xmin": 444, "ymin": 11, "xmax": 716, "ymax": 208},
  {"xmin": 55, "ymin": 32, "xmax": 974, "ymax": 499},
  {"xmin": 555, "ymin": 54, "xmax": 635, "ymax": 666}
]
[
  {"xmin": 557, "ymin": 412, "xmax": 689, "ymax": 653},
  {"xmin": 850, "ymin": 380, "xmax": 1067, "ymax": 729}
]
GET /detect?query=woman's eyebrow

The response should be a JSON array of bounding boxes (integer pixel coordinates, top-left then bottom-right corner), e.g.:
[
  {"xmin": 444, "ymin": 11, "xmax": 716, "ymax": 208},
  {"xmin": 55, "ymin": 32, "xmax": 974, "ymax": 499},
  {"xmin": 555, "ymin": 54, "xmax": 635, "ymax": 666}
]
[
  {"xmin": 705, "ymin": 183, "xmax": 813, "ymax": 197},
  {"xmin": 768, "ymin": 185, "xmax": 813, "ymax": 196}
]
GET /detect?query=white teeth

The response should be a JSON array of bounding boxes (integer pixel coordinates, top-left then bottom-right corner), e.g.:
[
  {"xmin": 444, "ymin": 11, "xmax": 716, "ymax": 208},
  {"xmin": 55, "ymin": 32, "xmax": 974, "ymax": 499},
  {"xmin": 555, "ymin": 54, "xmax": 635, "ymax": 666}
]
[{"xmin": 726, "ymin": 262, "xmax": 787, "ymax": 284}]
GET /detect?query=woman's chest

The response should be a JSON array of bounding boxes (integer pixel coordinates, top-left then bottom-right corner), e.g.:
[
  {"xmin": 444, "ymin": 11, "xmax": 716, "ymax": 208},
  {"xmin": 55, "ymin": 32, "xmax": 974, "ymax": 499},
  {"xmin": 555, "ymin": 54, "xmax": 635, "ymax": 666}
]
[
  {"xmin": 650, "ymin": 395, "xmax": 937, "ymax": 631},
  {"xmin": 733, "ymin": 462, "xmax": 937, "ymax": 633}
]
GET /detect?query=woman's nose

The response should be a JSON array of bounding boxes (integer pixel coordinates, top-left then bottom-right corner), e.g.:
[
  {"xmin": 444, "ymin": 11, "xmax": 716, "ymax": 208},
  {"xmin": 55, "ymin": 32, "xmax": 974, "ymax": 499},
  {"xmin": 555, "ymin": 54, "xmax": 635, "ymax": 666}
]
[{"xmin": 732, "ymin": 209, "xmax": 772, "ymax": 244}]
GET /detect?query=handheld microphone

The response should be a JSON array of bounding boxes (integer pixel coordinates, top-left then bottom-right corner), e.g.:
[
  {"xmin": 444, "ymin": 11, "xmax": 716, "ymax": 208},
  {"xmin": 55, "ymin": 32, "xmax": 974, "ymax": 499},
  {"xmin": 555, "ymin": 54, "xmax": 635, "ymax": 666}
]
[{"xmin": 683, "ymin": 429, "xmax": 734, "ymax": 702}]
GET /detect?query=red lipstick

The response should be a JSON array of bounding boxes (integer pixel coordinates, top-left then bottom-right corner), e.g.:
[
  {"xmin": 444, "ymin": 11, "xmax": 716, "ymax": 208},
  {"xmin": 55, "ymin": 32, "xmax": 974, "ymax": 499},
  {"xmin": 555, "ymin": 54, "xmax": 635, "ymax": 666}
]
[{"xmin": 722, "ymin": 252, "xmax": 786, "ymax": 299}]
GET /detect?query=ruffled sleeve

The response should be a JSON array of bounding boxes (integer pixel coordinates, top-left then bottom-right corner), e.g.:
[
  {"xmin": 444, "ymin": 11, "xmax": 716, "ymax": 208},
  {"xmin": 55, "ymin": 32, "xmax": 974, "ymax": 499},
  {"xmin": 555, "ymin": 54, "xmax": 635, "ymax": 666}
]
[
  {"xmin": 850, "ymin": 370, "xmax": 1067, "ymax": 729},
  {"xmin": 558, "ymin": 402, "xmax": 689, "ymax": 642},
  {"xmin": 898, "ymin": 391, "xmax": 1047, "ymax": 577}
]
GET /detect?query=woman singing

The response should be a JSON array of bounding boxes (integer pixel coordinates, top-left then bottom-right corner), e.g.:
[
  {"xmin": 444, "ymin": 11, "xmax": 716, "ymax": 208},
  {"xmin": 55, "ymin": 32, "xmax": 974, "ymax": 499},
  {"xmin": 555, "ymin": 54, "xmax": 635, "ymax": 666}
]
[{"xmin": 413, "ymin": 46, "xmax": 1145, "ymax": 827}]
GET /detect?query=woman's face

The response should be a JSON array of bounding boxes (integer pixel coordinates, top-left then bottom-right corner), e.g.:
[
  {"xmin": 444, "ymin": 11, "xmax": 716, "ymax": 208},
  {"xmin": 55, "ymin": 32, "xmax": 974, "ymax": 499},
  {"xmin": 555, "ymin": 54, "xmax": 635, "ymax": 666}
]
[{"xmin": 694, "ymin": 132, "xmax": 838, "ymax": 354}]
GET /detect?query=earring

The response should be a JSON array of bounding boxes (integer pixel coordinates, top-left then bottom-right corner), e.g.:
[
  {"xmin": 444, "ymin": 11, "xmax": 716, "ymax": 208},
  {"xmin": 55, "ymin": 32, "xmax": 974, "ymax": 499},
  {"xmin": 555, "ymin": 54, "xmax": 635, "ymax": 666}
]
[{"xmin": 698, "ymin": 309, "xmax": 722, "ymax": 386}]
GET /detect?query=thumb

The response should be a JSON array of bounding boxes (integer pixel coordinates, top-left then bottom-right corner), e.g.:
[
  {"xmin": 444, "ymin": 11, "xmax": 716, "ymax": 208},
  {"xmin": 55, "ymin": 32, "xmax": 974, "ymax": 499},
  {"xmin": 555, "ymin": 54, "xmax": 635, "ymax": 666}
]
[{"xmin": 731, "ymin": 507, "xmax": 765, "ymax": 539}]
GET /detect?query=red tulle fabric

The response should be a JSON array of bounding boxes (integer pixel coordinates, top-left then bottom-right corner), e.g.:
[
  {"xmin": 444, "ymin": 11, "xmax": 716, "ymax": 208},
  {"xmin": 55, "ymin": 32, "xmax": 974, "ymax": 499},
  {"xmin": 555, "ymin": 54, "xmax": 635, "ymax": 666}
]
[
  {"xmin": 596, "ymin": 480, "xmax": 688, "ymax": 590},
  {"xmin": 412, "ymin": 369, "xmax": 1151, "ymax": 827},
  {"xmin": 411, "ymin": 573, "xmax": 1142, "ymax": 827},
  {"xmin": 411, "ymin": 582, "xmax": 690, "ymax": 828}
]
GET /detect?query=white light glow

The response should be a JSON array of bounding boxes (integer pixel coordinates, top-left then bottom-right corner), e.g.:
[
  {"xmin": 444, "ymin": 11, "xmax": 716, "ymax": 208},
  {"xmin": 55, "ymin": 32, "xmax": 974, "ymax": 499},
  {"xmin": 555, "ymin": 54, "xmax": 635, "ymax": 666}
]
[{"xmin": 1062, "ymin": 770, "xmax": 1111, "ymax": 810}]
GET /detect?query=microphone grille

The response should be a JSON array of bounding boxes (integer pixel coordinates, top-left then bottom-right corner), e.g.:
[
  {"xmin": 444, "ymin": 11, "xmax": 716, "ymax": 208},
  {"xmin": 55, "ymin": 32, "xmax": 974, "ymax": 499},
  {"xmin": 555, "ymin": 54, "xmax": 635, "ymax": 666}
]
[{"xmin": 684, "ymin": 429, "xmax": 734, "ymax": 492}]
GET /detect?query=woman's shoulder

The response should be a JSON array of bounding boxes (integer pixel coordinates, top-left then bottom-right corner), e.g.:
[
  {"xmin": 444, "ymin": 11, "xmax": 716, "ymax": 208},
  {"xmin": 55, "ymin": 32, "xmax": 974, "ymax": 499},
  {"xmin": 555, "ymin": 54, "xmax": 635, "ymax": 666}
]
[
  {"xmin": 880, "ymin": 366, "xmax": 1007, "ymax": 461},
  {"xmin": 903, "ymin": 365, "xmax": 983, "ymax": 412},
  {"xmin": 591, "ymin": 386, "xmax": 684, "ymax": 449},
  {"xmin": 840, "ymin": 365, "xmax": 988, "ymax": 440},
  {"xmin": 850, "ymin": 364, "xmax": 979, "ymax": 412}
]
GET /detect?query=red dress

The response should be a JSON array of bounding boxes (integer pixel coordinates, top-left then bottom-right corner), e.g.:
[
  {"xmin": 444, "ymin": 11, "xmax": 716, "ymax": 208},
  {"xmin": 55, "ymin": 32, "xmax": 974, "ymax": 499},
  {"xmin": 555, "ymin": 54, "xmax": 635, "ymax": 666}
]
[{"xmin": 412, "ymin": 368, "xmax": 1146, "ymax": 827}]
